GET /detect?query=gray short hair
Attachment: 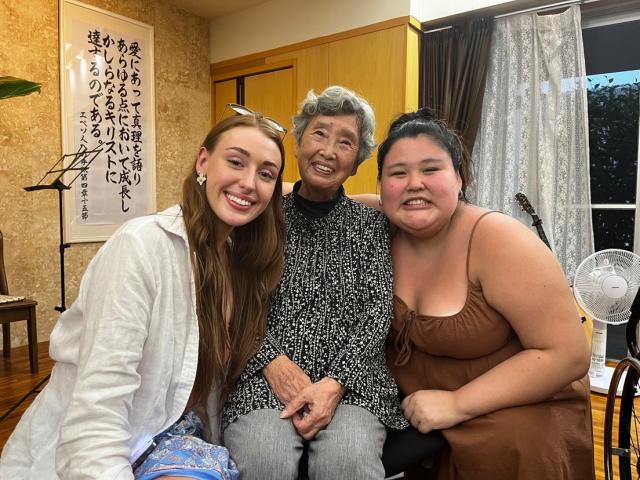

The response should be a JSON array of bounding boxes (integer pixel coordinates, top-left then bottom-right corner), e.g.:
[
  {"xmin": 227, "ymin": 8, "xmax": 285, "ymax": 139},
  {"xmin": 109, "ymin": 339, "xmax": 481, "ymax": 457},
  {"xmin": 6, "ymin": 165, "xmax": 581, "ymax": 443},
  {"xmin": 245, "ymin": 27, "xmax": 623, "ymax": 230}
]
[{"xmin": 292, "ymin": 86, "xmax": 376, "ymax": 166}]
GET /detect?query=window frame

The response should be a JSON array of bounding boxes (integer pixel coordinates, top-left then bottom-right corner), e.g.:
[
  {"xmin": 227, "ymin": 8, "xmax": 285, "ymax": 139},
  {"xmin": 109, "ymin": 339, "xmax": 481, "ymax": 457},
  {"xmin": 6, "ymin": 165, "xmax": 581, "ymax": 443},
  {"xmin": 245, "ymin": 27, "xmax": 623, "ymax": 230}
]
[{"xmin": 583, "ymin": 12, "xmax": 640, "ymax": 256}]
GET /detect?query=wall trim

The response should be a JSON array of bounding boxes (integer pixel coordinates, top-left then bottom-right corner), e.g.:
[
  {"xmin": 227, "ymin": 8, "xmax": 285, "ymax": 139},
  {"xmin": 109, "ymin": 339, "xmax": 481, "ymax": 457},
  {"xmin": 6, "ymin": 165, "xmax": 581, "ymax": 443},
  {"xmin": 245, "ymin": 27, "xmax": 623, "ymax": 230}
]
[
  {"xmin": 213, "ymin": 59, "xmax": 294, "ymax": 83},
  {"xmin": 210, "ymin": 16, "xmax": 415, "ymax": 73}
]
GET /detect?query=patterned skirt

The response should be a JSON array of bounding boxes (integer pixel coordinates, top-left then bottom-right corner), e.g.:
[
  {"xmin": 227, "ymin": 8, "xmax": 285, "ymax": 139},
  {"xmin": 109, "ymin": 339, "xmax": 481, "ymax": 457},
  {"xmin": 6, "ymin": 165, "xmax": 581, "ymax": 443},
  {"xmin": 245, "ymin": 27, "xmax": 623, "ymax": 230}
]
[{"xmin": 134, "ymin": 411, "xmax": 239, "ymax": 480}]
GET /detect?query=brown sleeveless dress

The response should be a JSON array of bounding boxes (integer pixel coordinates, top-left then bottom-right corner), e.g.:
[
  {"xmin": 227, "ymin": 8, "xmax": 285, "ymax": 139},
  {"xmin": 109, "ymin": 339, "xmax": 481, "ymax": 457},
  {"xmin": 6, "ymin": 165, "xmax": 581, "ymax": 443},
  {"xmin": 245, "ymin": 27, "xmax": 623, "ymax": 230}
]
[{"xmin": 387, "ymin": 212, "xmax": 595, "ymax": 479}]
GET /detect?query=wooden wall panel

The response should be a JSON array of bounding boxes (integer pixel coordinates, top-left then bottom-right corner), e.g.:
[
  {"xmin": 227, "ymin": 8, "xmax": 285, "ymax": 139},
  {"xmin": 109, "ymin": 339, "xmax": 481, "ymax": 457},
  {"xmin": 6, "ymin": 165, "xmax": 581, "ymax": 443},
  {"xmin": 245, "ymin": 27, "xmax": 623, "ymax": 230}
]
[
  {"xmin": 265, "ymin": 45, "xmax": 328, "ymax": 184},
  {"xmin": 244, "ymin": 69, "xmax": 298, "ymax": 182},
  {"xmin": 268, "ymin": 44, "xmax": 329, "ymax": 107},
  {"xmin": 211, "ymin": 20, "xmax": 420, "ymax": 194},
  {"xmin": 214, "ymin": 79, "xmax": 237, "ymax": 122},
  {"xmin": 328, "ymin": 26, "xmax": 406, "ymax": 194},
  {"xmin": 405, "ymin": 26, "xmax": 420, "ymax": 112}
]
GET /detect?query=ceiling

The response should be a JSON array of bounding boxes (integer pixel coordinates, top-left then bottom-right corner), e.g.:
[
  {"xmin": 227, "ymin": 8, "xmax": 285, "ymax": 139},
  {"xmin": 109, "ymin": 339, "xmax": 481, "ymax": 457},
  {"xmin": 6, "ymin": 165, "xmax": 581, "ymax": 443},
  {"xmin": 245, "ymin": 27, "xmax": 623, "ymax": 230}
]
[{"xmin": 169, "ymin": 0, "xmax": 272, "ymax": 21}]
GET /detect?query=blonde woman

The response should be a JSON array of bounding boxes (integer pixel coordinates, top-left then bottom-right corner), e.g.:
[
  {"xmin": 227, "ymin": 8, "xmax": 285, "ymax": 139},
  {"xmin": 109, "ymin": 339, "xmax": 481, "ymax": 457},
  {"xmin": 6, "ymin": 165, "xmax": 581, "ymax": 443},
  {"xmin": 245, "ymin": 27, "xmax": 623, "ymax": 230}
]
[{"xmin": 0, "ymin": 111, "xmax": 286, "ymax": 480}]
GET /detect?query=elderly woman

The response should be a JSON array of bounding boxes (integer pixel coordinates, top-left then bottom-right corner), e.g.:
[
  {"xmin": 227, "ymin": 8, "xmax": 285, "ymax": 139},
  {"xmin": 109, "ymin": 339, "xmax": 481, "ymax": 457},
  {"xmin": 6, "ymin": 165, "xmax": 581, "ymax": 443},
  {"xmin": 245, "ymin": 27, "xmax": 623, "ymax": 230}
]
[{"xmin": 222, "ymin": 86, "xmax": 406, "ymax": 480}]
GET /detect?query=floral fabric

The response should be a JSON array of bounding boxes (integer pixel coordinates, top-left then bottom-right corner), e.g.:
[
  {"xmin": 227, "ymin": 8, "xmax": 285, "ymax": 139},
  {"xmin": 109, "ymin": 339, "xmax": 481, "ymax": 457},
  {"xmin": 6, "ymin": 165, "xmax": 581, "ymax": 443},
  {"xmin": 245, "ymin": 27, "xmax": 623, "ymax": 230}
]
[{"xmin": 134, "ymin": 412, "xmax": 238, "ymax": 480}]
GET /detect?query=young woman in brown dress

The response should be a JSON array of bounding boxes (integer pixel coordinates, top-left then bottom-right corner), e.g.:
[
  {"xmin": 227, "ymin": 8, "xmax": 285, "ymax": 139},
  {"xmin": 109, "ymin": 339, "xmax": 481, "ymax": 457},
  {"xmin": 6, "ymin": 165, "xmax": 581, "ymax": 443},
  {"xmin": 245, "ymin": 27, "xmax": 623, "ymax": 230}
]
[{"xmin": 377, "ymin": 109, "xmax": 595, "ymax": 479}]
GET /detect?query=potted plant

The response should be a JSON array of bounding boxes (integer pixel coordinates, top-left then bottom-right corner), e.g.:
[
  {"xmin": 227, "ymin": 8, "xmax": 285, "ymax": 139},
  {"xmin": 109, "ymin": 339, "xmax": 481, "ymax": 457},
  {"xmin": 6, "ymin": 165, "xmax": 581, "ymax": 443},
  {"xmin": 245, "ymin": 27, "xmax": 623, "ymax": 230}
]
[{"xmin": 0, "ymin": 77, "xmax": 41, "ymax": 99}]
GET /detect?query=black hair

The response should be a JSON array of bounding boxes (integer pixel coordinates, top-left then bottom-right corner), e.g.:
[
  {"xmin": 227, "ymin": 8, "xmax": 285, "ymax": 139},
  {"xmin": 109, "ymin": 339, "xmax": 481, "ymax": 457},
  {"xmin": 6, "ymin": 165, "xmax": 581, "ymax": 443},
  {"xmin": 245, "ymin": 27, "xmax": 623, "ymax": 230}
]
[{"xmin": 376, "ymin": 107, "xmax": 472, "ymax": 202}]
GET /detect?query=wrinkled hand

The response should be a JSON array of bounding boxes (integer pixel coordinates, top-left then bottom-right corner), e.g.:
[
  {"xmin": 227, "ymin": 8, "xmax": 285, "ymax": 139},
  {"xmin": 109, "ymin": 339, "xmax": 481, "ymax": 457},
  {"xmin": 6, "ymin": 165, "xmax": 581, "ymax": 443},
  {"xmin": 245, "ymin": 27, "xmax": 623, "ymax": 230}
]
[
  {"xmin": 280, "ymin": 377, "xmax": 346, "ymax": 440},
  {"xmin": 263, "ymin": 355, "xmax": 312, "ymax": 406},
  {"xmin": 401, "ymin": 389, "xmax": 470, "ymax": 433}
]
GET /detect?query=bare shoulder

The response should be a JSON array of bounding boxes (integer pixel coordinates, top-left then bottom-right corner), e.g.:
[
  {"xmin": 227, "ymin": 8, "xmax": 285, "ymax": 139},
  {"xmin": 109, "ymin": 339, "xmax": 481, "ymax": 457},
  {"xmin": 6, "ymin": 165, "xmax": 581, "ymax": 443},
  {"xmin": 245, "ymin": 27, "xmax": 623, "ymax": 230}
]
[
  {"xmin": 463, "ymin": 205, "xmax": 568, "ymax": 298},
  {"xmin": 463, "ymin": 206, "xmax": 548, "ymax": 254},
  {"xmin": 458, "ymin": 205, "xmax": 563, "ymax": 284}
]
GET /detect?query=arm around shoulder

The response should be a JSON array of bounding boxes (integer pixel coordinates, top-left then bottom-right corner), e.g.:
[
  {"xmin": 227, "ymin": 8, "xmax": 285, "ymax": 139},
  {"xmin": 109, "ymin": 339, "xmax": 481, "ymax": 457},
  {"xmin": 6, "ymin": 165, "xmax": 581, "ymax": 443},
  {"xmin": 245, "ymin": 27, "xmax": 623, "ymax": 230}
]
[{"xmin": 350, "ymin": 192, "xmax": 382, "ymax": 211}]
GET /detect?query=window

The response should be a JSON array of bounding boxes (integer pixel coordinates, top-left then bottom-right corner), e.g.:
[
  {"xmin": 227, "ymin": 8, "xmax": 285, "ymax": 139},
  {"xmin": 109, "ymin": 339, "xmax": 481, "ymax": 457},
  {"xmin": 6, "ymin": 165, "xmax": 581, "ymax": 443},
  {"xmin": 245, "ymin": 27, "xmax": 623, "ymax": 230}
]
[{"xmin": 583, "ymin": 17, "xmax": 640, "ymax": 359}]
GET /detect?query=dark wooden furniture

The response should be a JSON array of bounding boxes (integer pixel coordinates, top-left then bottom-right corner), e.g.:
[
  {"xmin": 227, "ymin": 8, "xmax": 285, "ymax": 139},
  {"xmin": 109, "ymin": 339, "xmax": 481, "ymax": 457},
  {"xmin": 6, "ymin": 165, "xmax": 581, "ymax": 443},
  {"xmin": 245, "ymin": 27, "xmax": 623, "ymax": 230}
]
[{"xmin": 0, "ymin": 231, "xmax": 38, "ymax": 373}]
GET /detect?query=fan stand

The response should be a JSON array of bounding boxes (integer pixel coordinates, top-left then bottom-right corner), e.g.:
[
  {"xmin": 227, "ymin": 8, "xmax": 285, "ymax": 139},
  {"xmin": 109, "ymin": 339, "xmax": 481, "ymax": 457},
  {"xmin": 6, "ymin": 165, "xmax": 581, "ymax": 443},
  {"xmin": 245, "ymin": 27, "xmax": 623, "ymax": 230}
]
[
  {"xmin": 590, "ymin": 366, "xmax": 629, "ymax": 396},
  {"xmin": 588, "ymin": 319, "xmax": 639, "ymax": 396},
  {"xmin": 589, "ymin": 320, "xmax": 640, "ymax": 396}
]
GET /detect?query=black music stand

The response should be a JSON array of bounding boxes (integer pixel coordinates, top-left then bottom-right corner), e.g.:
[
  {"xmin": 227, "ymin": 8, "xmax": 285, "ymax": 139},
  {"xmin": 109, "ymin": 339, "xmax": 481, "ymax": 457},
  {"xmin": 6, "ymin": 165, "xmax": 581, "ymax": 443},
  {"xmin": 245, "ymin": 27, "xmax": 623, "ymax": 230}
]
[
  {"xmin": 24, "ymin": 145, "xmax": 102, "ymax": 312},
  {"xmin": 0, "ymin": 146, "xmax": 102, "ymax": 423}
]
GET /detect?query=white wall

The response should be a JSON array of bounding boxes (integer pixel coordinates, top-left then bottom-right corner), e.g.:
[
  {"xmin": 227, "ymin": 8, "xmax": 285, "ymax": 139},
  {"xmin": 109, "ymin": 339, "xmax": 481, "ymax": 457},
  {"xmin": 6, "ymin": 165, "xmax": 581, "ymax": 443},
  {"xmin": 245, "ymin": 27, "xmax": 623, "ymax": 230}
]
[
  {"xmin": 209, "ymin": 0, "xmax": 410, "ymax": 63},
  {"xmin": 410, "ymin": 0, "xmax": 523, "ymax": 23},
  {"xmin": 209, "ymin": 0, "xmax": 539, "ymax": 63}
]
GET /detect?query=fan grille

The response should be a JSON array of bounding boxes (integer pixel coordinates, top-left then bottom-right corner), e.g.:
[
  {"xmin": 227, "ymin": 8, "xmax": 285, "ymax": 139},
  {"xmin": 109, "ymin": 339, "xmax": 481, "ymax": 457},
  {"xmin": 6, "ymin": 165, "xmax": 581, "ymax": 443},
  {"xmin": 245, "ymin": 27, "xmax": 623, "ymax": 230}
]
[{"xmin": 573, "ymin": 248, "xmax": 640, "ymax": 324}]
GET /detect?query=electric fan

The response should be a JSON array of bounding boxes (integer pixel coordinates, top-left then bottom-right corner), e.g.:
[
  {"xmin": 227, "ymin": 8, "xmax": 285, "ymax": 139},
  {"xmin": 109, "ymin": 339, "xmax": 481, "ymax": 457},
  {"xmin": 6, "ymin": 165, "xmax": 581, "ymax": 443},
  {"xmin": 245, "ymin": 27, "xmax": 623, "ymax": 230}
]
[{"xmin": 573, "ymin": 248, "xmax": 640, "ymax": 394}]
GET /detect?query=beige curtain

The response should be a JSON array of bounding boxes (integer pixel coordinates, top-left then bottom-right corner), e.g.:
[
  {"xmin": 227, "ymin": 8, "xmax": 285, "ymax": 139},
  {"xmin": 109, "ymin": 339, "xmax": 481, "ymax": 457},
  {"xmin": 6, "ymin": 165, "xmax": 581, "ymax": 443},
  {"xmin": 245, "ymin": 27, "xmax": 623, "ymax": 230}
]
[{"xmin": 471, "ymin": 6, "xmax": 594, "ymax": 279}]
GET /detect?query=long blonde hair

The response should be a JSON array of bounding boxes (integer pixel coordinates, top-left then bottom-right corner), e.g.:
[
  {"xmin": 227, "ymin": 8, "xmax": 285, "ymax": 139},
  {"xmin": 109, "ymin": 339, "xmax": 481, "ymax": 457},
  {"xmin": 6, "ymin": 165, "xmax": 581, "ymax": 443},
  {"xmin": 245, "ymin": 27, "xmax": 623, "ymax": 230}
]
[{"xmin": 181, "ymin": 114, "xmax": 285, "ymax": 404}]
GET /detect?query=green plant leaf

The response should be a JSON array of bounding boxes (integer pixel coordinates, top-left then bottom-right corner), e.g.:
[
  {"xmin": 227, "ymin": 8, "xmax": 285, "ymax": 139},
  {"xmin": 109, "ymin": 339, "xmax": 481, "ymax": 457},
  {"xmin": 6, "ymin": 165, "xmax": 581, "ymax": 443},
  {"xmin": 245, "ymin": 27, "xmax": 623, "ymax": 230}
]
[{"xmin": 0, "ymin": 76, "xmax": 42, "ymax": 100}]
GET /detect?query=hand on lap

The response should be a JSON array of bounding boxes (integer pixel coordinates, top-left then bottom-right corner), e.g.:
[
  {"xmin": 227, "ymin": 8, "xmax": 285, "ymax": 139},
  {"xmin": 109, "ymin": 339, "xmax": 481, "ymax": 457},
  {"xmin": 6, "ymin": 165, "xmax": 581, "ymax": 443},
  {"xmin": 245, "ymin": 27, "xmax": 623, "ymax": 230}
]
[
  {"xmin": 280, "ymin": 377, "xmax": 346, "ymax": 440},
  {"xmin": 401, "ymin": 389, "xmax": 470, "ymax": 433},
  {"xmin": 263, "ymin": 355, "xmax": 312, "ymax": 406}
]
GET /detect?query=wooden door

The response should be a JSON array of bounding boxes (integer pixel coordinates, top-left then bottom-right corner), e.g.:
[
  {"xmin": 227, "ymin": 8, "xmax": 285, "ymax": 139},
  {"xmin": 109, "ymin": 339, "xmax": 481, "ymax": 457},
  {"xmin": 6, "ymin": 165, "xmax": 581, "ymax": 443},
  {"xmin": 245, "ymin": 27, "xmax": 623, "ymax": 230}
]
[
  {"xmin": 245, "ymin": 68, "xmax": 297, "ymax": 183},
  {"xmin": 213, "ymin": 79, "xmax": 236, "ymax": 122}
]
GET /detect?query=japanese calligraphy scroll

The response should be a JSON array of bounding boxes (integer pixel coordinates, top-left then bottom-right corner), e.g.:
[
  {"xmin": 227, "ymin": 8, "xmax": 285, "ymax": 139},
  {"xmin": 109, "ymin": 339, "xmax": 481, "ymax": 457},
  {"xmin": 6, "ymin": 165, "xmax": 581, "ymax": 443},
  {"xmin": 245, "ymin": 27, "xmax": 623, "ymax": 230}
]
[{"xmin": 60, "ymin": 0, "xmax": 156, "ymax": 242}]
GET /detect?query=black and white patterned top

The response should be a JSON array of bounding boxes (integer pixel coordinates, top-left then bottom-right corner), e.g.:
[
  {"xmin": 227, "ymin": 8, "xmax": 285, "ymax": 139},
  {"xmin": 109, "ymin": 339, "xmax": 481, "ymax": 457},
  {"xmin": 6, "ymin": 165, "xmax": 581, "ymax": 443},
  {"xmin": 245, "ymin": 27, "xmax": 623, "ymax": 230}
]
[{"xmin": 222, "ymin": 188, "xmax": 407, "ymax": 430}]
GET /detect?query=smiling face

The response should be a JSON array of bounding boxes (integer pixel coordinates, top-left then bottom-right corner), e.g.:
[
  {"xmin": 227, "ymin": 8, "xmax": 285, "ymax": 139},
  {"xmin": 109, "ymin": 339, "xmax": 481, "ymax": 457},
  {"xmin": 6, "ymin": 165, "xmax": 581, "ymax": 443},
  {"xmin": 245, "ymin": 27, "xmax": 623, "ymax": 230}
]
[
  {"xmin": 295, "ymin": 114, "xmax": 360, "ymax": 201},
  {"xmin": 196, "ymin": 125, "xmax": 283, "ymax": 243},
  {"xmin": 380, "ymin": 134, "xmax": 462, "ymax": 237}
]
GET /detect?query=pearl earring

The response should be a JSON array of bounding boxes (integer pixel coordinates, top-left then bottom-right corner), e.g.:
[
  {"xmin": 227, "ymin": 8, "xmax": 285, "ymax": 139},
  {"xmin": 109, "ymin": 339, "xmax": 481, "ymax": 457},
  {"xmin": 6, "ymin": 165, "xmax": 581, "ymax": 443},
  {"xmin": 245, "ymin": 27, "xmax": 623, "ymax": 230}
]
[{"xmin": 196, "ymin": 171, "xmax": 206, "ymax": 186}]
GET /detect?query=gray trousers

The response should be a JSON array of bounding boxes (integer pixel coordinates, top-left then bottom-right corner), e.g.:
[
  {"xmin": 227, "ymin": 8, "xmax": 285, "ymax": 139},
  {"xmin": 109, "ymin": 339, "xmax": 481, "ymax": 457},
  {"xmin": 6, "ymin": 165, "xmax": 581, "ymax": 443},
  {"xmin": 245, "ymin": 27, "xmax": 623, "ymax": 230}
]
[{"xmin": 224, "ymin": 405, "xmax": 386, "ymax": 480}]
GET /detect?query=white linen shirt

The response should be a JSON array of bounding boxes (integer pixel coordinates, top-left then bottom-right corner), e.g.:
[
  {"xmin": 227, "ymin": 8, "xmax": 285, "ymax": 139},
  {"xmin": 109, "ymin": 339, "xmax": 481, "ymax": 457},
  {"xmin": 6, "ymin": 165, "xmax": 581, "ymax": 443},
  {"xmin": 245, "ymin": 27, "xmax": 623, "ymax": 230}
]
[{"xmin": 0, "ymin": 206, "xmax": 219, "ymax": 480}]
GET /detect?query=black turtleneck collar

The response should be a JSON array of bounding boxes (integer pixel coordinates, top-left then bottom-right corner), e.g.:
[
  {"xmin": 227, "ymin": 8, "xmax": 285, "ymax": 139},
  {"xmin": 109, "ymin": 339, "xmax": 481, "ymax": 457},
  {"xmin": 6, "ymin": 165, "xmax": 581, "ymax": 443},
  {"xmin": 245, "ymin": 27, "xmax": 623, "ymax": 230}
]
[{"xmin": 292, "ymin": 180, "xmax": 344, "ymax": 219}]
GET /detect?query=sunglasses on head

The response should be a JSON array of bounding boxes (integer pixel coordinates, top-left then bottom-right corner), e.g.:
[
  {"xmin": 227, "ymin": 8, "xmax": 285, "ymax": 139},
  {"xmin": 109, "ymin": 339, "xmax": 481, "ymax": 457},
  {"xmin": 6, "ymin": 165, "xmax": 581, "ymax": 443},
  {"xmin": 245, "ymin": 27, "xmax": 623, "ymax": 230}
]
[{"xmin": 221, "ymin": 103, "xmax": 287, "ymax": 139}]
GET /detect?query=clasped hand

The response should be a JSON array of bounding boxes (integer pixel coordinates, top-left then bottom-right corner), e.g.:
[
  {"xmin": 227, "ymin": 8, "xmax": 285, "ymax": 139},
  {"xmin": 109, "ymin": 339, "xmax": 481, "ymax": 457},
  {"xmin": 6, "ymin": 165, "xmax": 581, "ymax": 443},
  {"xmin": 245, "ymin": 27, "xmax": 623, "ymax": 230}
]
[
  {"xmin": 263, "ymin": 356, "xmax": 345, "ymax": 440},
  {"xmin": 280, "ymin": 377, "xmax": 345, "ymax": 440},
  {"xmin": 263, "ymin": 355, "xmax": 312, "ymax": 405}
]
